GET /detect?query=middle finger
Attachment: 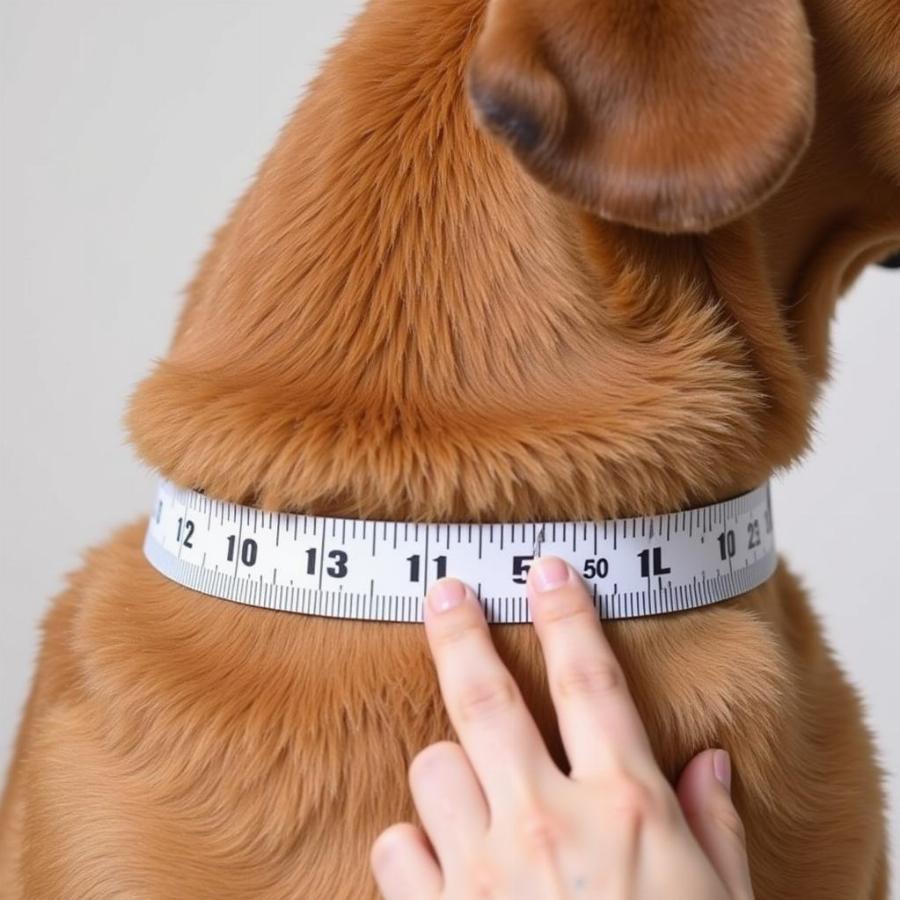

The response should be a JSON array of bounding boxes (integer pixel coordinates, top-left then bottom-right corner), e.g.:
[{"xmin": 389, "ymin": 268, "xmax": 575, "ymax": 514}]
[{"xmin": 528, "ymin": 557, "xmax": 659, "ymax": 781}]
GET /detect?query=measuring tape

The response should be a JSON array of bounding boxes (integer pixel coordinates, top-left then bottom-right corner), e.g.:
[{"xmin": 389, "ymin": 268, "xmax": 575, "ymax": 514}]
[{"xmin": 143, "ymin": 478, "xmax": 776, "ymax": 623}]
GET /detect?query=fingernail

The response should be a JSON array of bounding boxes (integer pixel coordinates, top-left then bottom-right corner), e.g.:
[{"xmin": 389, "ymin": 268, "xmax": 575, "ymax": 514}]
[
  {"xmin": 713, "ymin": 750, "xmax": 732, "ymax": 793},
  {"xmin": 531, "ymin": 557, "xmax": 570, "ymax": 592},
  {"xmin": 428, "ymin": 578, "xmax": 467, "ymax": 614}
]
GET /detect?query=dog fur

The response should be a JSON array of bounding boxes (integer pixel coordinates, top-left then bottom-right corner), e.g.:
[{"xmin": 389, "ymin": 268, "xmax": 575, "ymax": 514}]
[{"xmin": 2, "ymin": 0, "xmax": 899, "ymax": 897}]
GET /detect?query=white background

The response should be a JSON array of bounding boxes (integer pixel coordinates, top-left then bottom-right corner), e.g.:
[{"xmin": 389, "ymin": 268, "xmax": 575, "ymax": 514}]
[{"xmin": 2, "ymin": 0, "xmax": 898, "ymax": 880}]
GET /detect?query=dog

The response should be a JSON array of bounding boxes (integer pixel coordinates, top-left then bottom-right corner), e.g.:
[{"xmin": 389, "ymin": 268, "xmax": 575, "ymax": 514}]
[{"xmin": 2, "ymin": 0, "xmax": 898, "ymax": 896}]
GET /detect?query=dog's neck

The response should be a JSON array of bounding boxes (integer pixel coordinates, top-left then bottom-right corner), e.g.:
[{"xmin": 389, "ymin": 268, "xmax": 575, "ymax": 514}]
[{"xmin": 128, "ymin": 0, "xmax": 898, "ymax": 524}]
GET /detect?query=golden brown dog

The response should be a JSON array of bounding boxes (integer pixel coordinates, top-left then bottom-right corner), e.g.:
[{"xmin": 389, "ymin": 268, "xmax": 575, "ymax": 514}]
[{"xmin": 2, "ymin": 0, "xmax": 899, "ymax": 897}]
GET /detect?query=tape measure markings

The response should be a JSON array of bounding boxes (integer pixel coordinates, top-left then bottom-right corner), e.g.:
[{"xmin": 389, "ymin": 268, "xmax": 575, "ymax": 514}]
[{"xmin": 143, "ymin": 479, "xmax": 776, "ymax": 623}]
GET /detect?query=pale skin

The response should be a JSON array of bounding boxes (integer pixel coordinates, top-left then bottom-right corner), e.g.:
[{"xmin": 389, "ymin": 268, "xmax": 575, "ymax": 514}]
[{"xmin": 370, "ymin": 557, "xmax": 755, "ymax": 899}]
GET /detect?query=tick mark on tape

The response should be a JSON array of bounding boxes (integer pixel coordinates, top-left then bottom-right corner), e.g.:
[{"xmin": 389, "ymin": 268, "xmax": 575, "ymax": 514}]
[{"xmin": 143, "ymin": 480, "xmax": 776, "ymax": 623}]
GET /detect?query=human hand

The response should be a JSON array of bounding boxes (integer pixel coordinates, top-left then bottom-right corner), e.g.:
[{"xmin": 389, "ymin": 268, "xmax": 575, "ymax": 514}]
[{"xmin": 371, "ymin": 557, "xmax": 754, "ymax": 899}]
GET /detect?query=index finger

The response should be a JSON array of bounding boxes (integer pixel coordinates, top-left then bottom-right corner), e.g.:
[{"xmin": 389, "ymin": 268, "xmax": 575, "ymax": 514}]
[
  {"xmin": 527, "ymin": 557, "xmax": 658, "ymax": 781},
  {"xmin": 423, "ymin": 578, "xmax": 558, "ymax": 813}
]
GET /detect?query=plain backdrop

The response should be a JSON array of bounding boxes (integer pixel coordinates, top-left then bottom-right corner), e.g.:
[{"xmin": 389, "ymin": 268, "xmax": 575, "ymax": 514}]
[{"xmin": 2, "ymin": 0, "xmax": 899, "ymax": 882}]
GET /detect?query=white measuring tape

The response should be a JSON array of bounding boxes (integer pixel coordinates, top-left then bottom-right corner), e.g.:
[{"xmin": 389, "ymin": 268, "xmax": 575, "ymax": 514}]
[{"xmin": 143, "ymin": 478, "xmax": 776, "ymax": 623}]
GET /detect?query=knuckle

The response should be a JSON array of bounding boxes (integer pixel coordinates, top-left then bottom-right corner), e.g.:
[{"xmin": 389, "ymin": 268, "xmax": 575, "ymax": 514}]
[
  {"xmin": 466, "ymin": 858, "xmax": 501, "ymax": 898},
  {"xmin": 607, "ymin": 776, "xmax": 666, "ymax": 823},
  {"xmin": 554, "ymin": 658, "xmax": 621, "ymax": 699},
  {"xmin": 517, "ymin": 805, "xmax": 564, "ymax": 855},
  {"xmin": 455, "ymin": 675, "xmax": 519, "ymax": 723}
]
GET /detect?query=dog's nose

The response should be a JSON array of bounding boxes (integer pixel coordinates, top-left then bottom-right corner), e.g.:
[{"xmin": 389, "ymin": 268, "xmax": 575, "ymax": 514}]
[
  {"xmin": 466, "ymin": 43, "xmax": 569, "ymax": 164},
  {"xmin": 469, "ymin": 80, "xmax": 545, "ymax": 154},
  {"xmin": 878, "ymin": 250, "xmax": 900, "ymax": 269}
]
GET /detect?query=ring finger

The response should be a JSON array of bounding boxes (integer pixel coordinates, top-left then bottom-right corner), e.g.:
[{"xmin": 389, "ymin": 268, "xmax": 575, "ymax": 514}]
[{"xmin": 409, "ymin": 741, "xmax": 489, "ymax": 868}]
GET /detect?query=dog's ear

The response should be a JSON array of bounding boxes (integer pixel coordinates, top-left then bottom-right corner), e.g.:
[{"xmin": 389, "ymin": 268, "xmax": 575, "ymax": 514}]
[{"xmin": 467, "ymin": 0, "xmax": 816, "ymax": 233}]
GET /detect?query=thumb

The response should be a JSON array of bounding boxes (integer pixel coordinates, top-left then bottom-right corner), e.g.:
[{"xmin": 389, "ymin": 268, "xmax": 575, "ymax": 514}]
[{"xmin": 676, "ymin": 749, "xmax": 755, "ymax": 899}]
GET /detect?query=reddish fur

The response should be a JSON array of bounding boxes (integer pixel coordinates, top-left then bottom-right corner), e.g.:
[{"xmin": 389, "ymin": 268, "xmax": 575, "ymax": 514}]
[{"xmin": 2, "ymin": 0, "xmax": 898, "ymax": 897}]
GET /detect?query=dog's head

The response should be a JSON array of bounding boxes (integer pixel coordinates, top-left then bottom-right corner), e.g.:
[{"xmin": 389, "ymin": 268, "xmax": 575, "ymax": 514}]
[
  {"xmin": 466, "ymin": 0, "xmax": 900, "ymax": 404},
  {"xmin": 467, "ymin": 0, "xmax": 899, "ymax": 247},
  {"xmin": 127, "ymin": 0, "xmax": 898, "ymax": 520},
  {"xmin": 468, "ymin": 0, "xmax": 816, "ymax": 234}
]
